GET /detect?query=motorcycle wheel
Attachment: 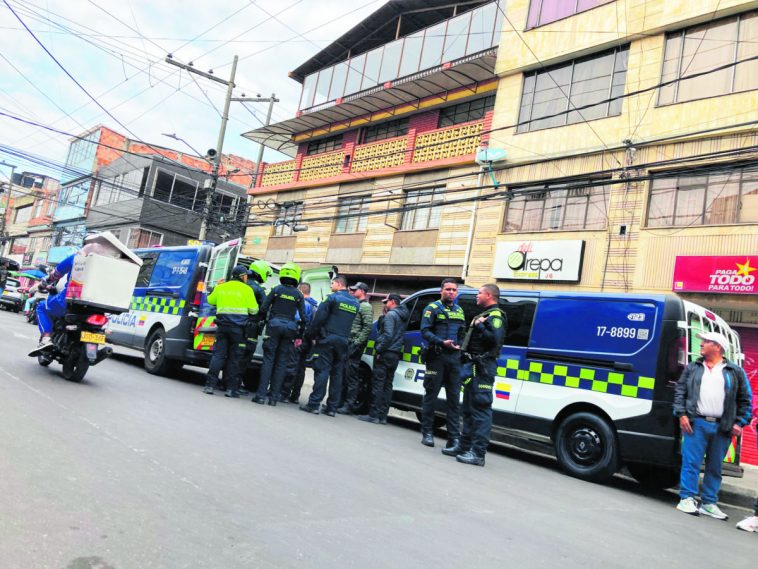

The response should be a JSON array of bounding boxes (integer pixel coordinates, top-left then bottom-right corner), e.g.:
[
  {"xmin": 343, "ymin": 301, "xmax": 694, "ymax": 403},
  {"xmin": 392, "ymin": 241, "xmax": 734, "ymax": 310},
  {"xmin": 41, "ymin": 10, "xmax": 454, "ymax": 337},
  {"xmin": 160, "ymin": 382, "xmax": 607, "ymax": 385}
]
[
  {"xmin": 37, "ymin": 352, "xmax": 53, "ymax": 367},
  {"xmin": 62, "ymin": 344, "xmax": 89, "ymax": 383}
]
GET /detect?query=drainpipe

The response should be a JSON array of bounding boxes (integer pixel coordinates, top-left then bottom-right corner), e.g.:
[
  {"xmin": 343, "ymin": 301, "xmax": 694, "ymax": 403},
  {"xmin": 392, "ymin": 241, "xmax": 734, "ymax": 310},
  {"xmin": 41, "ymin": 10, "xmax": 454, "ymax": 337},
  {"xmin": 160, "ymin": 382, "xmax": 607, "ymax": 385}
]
[{"xmin": 460, "ymin": 166, "xmax": 485, "ymax": 283}]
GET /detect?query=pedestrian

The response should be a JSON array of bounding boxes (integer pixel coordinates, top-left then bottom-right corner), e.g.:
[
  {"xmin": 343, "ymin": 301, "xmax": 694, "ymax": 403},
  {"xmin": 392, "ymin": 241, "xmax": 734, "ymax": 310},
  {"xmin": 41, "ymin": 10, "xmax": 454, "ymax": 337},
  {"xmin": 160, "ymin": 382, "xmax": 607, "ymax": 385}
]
[
  {"xmin": 300, "ymin": 275, "xmax": 359, "ymax": 416},
  {"xmin": 674, "ymin": 331, "xmax": 752, "ymax": 519},
  {"xmin": 736, "ymin": 400, "xmax": 758, "ymax": 532},
  {"xmin": 253, "ymin": 262, "xmax": 306, "ymax": 405},
  {"xmin": 456, "ymin": 284, "xmax": 506, "ymax": 466},
  {"xmin": 281, "ymin": 281, "xmax": 318, "ymax": 404},
  {"xmin": 358, "ymin": 293, "xmax": 409, "ymax": 425},
  {"xmin": 337, "ymin": 281, "xmax": 374, "ymax": 415},
  {"xmin": 202, "ymin": 265, "xmax": 259, "ymax": 397},
  {"xmin": 420, "ymin": 278, "xmax": 466, "ymax": 453},
  {"xmin": 238, "ymin": 259, "xmax": 272, "ymax": 394}
]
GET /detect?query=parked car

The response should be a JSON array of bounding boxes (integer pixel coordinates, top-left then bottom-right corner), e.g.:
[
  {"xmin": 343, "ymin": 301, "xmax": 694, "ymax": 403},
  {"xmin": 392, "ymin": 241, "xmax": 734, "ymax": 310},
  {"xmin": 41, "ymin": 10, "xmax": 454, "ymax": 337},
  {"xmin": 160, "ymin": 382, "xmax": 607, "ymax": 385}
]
[{"xmin": 0, "ymin": 277, "xmax": 24, "ymax": 312}]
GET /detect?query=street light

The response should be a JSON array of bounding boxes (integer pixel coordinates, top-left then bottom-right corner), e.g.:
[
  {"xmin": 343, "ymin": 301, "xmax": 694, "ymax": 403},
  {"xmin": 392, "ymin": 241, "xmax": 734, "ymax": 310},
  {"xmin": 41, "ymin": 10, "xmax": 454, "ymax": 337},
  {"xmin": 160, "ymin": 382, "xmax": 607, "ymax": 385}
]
[{"xmin": 161, "ymin": 133, "xmax": 208, "ymax": 161}]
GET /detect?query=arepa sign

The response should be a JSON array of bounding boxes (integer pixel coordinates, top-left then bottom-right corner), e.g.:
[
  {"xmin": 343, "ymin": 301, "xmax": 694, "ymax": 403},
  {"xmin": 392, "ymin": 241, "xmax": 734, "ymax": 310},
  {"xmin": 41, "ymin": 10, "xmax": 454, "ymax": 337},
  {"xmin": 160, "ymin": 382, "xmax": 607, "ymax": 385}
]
[{"xmin": 493, "ymin": 240, "xmax": 584, "ymax": 282}]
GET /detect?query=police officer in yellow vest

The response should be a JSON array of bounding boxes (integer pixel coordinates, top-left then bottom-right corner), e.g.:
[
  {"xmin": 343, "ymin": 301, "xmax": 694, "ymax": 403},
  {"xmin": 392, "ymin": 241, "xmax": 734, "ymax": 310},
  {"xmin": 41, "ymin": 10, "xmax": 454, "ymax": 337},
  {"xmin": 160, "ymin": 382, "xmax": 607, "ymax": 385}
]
[{"xmin": 202, "ymin": 265, "xmax": 259, "ymax": 397}]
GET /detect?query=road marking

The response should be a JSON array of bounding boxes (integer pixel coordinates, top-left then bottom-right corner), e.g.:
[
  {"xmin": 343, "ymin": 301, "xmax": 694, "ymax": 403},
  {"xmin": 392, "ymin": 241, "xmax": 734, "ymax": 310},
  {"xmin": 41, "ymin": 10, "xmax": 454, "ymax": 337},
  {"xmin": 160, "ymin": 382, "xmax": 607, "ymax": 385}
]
[{"xmin": 12, "ymin": 331, "xmax": 31, "ymax": 339}]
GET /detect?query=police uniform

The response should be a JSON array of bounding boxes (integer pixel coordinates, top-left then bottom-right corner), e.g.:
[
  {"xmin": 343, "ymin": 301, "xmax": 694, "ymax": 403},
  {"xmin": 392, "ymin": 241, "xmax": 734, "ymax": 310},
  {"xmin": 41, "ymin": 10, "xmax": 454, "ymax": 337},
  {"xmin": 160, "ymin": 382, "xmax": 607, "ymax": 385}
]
[
  {"xmin": 420, "ymin": 300, "xmax": 466, "ymax": 445},
  {"xmin": 302, "ymin": 289, "xmax": 359, "ymax": 415},
  {"xmin": 203, "ymin": 271, "xmax": 259, "ymax": 396},
  {"xmin": 281, "ymin": 295, "xmax": 318, "ymax": 403},
  {"xmin": 458, "ymin": 304, "xmax": 506, "ymax": 464},
  {"xmin": 239, "ymin": 278, "xmax": 266, "ymax": 386},
  {"xmin": 254, "ymin": 283, "xmax": 306, "ymax": 404}
]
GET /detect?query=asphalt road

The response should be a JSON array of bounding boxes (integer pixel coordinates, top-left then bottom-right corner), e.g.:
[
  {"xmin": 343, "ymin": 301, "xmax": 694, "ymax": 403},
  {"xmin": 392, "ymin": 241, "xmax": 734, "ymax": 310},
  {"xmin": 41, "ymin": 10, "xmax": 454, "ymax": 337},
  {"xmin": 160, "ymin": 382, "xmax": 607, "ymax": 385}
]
[{"xmin": 0, "ymin": 309, "xmax": 755, "ymax": 569}]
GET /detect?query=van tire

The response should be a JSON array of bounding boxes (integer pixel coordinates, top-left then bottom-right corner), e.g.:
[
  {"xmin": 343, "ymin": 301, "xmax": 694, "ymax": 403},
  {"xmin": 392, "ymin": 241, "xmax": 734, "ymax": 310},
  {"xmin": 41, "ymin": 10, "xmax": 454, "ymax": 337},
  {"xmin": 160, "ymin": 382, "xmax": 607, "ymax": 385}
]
[
  {"xmin": 144, "ymin": 328, "xmax": 180, "ymax": 376},
  {"xmin": 555, "ymin": 412, "xmax": 618, "ymax": 483},
  {"xmin": 627, "ymin": 462, "xmax": 679, "ymax": 489}
]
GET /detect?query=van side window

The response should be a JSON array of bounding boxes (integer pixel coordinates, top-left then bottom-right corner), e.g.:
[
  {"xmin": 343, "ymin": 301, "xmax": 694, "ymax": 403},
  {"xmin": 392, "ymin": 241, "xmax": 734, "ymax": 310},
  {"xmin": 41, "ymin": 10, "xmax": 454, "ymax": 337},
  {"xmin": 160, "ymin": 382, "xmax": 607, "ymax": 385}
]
[
  {"xmin": 135, "ymin": 253, "xmax": 159, "ymax": 287},
  {"xmin": 499, "ymin": 297, "xmax": 537, "ymax": 347},
  {"xmin": 149, "ymin": 251, "xmax": 198, "ymax": 293},
  {"xmin": 405, "ymin": 294, "xmax": 437, "ymax": 331}
]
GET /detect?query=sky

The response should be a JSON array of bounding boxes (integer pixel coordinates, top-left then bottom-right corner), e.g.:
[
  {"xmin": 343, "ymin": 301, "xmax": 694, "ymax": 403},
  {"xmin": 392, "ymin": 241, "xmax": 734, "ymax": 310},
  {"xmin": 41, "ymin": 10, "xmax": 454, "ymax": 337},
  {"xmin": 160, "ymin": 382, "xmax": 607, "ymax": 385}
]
[{"xmin": 0, "ymin": 0, "xmax": 386, "ymax": 182}]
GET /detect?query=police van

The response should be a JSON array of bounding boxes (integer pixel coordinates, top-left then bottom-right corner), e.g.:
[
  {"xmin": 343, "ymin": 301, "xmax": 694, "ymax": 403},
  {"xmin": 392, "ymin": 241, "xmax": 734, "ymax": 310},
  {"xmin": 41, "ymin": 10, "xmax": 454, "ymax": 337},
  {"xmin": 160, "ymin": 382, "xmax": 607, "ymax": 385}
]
[
  {"xmin": 361, "ymin": 288, "xmax": 744, "ymax": 486},
  {"xmin": 106, "ymin": 239, "xmax": 333, "ymax": 375}
]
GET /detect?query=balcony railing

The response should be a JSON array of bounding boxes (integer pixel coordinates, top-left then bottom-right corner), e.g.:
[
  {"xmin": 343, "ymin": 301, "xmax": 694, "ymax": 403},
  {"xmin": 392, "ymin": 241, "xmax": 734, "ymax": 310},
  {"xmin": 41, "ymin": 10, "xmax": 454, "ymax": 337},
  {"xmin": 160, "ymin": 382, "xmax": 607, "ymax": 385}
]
[
  {"xmin": 256, "ymin": 115, "xmax": 490, "ymax": 189},
  {"xmin": 298, "ymin": 1, "xmax": 502, "ymax": 111}
]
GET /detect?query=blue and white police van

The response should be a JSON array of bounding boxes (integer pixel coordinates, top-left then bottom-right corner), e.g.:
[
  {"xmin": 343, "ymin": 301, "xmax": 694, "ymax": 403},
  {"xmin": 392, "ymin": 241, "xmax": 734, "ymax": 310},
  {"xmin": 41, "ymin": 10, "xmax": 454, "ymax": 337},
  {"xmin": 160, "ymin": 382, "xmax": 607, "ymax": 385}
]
[{"xmin": 361, "ymin": 288, "xmax": 743, "ymax": 485}]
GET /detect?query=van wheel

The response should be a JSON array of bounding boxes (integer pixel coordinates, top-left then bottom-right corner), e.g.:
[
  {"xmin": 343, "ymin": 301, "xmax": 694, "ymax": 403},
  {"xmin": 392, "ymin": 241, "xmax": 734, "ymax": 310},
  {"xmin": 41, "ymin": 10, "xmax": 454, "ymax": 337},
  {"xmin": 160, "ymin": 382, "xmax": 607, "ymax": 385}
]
[
  {"xmin": 627, "ymin": 462, "xmax": 679, "ymax": 489},
  {"xmin": 144, "ymin": 328, "xmax": 179, "ymax": 376},
  {"xmin": 555, "ymin": 412, "xmax": 618, "ymax": 483}
]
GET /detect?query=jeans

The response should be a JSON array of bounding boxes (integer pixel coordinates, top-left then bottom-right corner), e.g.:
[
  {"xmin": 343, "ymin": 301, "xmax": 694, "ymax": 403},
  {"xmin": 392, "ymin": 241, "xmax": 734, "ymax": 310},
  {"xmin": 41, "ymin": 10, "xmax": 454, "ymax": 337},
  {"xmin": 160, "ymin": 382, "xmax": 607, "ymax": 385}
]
[
  {"xmin": 460, "ymin": 357, "xmax": 496, "ymax": 456},
  {"xmin": 205, "ymin": 324, "xmax": 245, "ymax": 392},
  {"xmin": 679, "ymin": 418, "xmax": 733, "ymax": 504},
  {"xmin": 370, "ymin": 351, "xmax": 400, "ymax": 420},
  {"xmin": 37, "ymin": 290, "xmax": 68, "ymax": 335},
  {"xmin": 307, "ymin": 334, "xmax": 348, "ymax": 411},
  {"xmin": 420, "ymin": 350, "xmax": 461, "ymax": 438}
]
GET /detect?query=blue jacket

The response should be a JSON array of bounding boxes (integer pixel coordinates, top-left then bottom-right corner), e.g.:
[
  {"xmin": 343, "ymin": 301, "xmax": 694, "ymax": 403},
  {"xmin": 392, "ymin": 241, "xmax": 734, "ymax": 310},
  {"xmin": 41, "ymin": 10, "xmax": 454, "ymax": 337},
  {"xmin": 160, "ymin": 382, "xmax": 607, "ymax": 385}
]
[
  {"xmin": 306, "ymin": 289, "xmax": 358, "ymax": 340},
  {"xmin": 421, "ymin": 300, "xmax": 466, "ymax": 351}
]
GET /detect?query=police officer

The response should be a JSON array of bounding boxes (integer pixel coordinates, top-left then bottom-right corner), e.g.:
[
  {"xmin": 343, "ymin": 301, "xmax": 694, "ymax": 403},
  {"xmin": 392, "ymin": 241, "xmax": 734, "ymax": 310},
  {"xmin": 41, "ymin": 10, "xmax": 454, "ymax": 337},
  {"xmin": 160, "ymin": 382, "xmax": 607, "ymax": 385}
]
[
  {"xmin": 337, "ymin": 282, "xmax": 374, "ymax": 415},
  {"xmin": 420, "ymin": 278, "xmax": 466, "ymax": 453},
  {"xmin": 202, "ymin": 265, "xmax": 259, "ymax": 397},
  {"xmin": 253, "ymin": 262, "xmax": 306, "ymax": 405},
  {"xmin": 456, "ymin": 284, "xmax": 506, "ymax": 466},
  {"xmin": 239, "ymin": 259, "xmax": 271, "ymax": 392},
  {"xmin": 300, "ymin": 275, "xmax": 359, "ymax": 416},
  {"xmin": 281, "ymin": 281, "xmax": 319, "ymax": 403}
]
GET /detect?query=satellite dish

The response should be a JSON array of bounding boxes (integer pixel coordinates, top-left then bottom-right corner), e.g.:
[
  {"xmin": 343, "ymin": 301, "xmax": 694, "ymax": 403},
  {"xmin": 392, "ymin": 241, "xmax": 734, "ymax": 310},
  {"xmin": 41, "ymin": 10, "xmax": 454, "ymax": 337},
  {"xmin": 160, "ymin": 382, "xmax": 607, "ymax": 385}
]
[{"xmin": 476, "ymin": 147, "xmax": 507, "ymax": 165}]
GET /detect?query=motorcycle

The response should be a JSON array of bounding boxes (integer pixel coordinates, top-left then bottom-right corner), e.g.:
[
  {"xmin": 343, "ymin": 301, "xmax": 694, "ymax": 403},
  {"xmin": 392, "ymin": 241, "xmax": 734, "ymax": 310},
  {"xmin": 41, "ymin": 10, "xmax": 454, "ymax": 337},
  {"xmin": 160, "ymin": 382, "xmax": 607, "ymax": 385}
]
[
  {"xmin": 26, "ymin": 296, "xmax": 44, "ymax": 325},
  {"xmin": 36, "ymin": 302, "xmax": 113, "ymax": 383}
]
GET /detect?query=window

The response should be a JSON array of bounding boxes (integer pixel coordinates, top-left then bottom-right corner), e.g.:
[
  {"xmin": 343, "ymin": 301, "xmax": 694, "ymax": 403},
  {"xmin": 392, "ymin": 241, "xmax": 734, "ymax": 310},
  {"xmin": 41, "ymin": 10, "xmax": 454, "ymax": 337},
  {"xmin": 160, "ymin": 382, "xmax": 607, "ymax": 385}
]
[
  {"xmin": 658, "ymin": 11, "xmax": 758, "ymax": 105},
  {"xmin": 504, "ymin": 181, "xmax": 610, "ymax": 232},
  {"xmin": 273, "ymin": 202, "xmax": 304, "ymax": 237},
  {"xmin": 149, "ymin": 250, "xmax": 198, "ymax": 293},
  {"xmin": 152, "ymin": 169, "xmax": 201, "ymax": 211},
  {"xmin": 527, "ymin": 0, "xmax": 614, "ymax": 29},
  {"xmin": 135, "ymin": 252, "xmax": 159, "ymax": 287},
  {"xmin": 360, "ymin": 118, "xmax": 409, "ymax": 144},
  {"xmin": 438, "ymin": 96, "xmax": 495, "ymax": 128},
  {"xmin": 646, "ymin": 165, "xmax": 758, "ymax": 227},
  {"xmin": 400, "ymin": 187, "xmax": 443, "ymax": 231},
  {"xmin": 334, "ymin": 196, "xmax": 369, "ymax": 233},
  {"xmin": 517, "ymin": 46, "xmax": 628, "ymax": 133},
  {"xmin": 96, "ymin": 168, "xmax": 147, "ymax": 206},
  {"xmin": 306, "ymin": 135, "xmax": 342, "ymax": 155},
  {"xmin": 127, "ymin": 228, "xmax": 163, "ymax": 249},
  {"xmin": 406, "ymin": 293, "xmax": 438, "ymax": 331},
  {"xmin": 14, "ymin": 206, "xmax": 32, "ymax": 224}
]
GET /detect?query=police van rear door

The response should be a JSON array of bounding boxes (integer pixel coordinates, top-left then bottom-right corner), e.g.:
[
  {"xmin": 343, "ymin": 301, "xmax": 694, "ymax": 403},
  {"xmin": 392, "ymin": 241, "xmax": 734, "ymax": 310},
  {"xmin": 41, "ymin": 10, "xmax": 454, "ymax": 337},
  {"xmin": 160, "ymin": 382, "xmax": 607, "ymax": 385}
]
[{"xmin": 193, "ymin": 239, "xmax": 241, "ymax": 353}]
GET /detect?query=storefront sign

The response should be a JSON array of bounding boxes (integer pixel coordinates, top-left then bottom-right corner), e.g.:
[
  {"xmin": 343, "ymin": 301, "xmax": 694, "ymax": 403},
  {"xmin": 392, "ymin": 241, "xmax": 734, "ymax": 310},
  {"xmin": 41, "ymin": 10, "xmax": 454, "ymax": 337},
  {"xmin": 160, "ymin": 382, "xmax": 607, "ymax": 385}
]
[
  {"xmin": 673, "ymin": 256, "xmax": 757, "ymax": 295},
  {"xmin": 493, "ymin": 240, "xmax": 584, "ymax": 282}
]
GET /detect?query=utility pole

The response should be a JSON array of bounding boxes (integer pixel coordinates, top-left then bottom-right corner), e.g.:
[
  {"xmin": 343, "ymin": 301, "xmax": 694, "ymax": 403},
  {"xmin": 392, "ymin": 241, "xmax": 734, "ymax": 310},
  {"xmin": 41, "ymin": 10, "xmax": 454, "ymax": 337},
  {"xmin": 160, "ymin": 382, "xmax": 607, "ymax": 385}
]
[
  {"xmin": 0, "ymin": 161, "xmax": 16, "ymax": 256},
  {"xmin": 166, "ymin": 55, "xmax": 239, "ymax": 241},
  {"xmin": 231, "ymin": 93, "xmax": 279, "ymax": 191}
]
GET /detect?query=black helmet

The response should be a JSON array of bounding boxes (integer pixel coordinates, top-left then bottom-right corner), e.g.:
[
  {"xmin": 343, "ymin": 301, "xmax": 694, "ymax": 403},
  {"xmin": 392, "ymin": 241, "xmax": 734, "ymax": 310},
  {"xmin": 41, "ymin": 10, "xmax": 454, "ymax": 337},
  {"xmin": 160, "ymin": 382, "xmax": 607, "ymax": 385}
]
[{"xmin": 232, "ymin": 265, "xmax": 248, "ymax": 279}]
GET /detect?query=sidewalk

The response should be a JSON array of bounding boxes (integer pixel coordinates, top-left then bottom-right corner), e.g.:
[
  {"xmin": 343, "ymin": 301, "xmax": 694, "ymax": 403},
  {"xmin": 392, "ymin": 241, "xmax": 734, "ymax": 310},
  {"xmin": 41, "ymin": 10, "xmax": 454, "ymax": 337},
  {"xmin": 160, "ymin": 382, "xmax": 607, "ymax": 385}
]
[{"xmin": 720, "ymin": 464, "xmax": 757, "ymax": 510}]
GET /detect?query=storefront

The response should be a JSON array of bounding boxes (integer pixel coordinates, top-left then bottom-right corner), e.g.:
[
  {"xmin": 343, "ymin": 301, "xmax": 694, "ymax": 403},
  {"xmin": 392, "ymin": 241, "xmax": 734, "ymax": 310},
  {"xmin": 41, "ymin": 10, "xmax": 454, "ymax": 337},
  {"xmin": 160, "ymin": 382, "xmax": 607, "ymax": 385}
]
[{"xmin": 673, "ymin": 255, "xmax": 758, "ymax": 465}]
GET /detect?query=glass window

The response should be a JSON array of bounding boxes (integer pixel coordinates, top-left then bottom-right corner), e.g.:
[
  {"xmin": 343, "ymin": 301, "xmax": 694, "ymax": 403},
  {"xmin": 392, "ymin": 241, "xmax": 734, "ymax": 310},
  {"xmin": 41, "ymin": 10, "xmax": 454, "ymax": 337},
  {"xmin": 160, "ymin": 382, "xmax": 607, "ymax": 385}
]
[
  {"xmin": 517, "ymin": 46, "xmax": 629, "ymax": 133},
  {"xmin": 442, "ymin": 12, "xmax": 471, "ymax": 63},
  {"xmin": 420, "ymin": 21, "xmax": 446, "ymax": 70},
  {"xmin": 345, "ymin": 53, "xmax": 367, "ymax": 95},
  {"xmin": 306, "ymin": 134, "xmax": 343, "ymax": 155},
  {"xmin": 151, "ymin": 169, "xmax": 200, "ymax": 211},
  {"xmin": 313, "ymin": 66, "xmax": 334, "ymax": 106},
  {"xmin": 504, "ymin": 182, "xmax": 610, "ymax": 232},
  {"xmin": 128, "ymin": 228, "xmax": 163, "ymax": 249},
  {"xmin": 334, "ymin": 196, "xmax": 369, "ymax": 233},
  {"xmin": 401, "ymin": 187, "xmax": 443, "ymax": 231},
  {"xmin": 363, "ymin": 47, "xmax": 384, "ymax": 88},
  {"xmin": 467, "ymin": 2, "xmax": 497, "ymax": 55},
  {"xmin": 405, "ymin": 293, "xmax": 438, "ymax": 332},
  {"xmin": 399, "ymin": 31, "xmax": 424, "ymax": 77},
  {"xmin": 149, "ymin": 250, "xmax": 197, "ymax": 290},
  {"xmin": 500, "ymin": 297, "xmax": 537, "ymax": 347},
  {"xmin": 527, "ymin": 0, "xmax": 613, "ymax": 29},
  {"xmin": 329, "ymin": 62, "xmax": 348, "ymax": 101},
  {"xmin": 438, "ymin": 95, "xmax": 495, "ymax": 128},
  {"xmin": 658, "ymin": 11, "xmax": 758, "ymax": 105},
  {"xmin": 273, "ymin": 203, "xmax": 304, "ymax": 237},
  {"xmin": 360, "ymin": 118, "xmax": 409, "ymax": 144},
  {"xmin": 379, "ymin": 39, "xmax": 403, "ymax": 84},
  {"xmin": 300, "ymin": 72, "xmax": 318, "ymax": 110},
  {"xmin": 135, "ymin": 252, "xmax": 159, "ymax": 287},
  {"xmin": 647, "ymin": 166, "xmax": 758, "ymax": 227},
  {"xmin": 14, "ymin": 206, "xmax": 32, "ymax": 223}
]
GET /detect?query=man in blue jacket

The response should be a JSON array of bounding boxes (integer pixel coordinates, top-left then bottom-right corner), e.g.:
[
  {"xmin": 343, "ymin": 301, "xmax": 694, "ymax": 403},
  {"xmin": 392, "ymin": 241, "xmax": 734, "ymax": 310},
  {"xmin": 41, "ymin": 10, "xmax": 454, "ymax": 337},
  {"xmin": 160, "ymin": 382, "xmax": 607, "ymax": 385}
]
[
  {"xmin": 674, "ymin": 331, "xmax": 752, "ymax": 519},
  {"xmin": 300, "ymin": 276, "xmax": 359, "ymax": 416},
  {"xmin": 281, "ymin": 281, "xmax": 318, "ymax": 404}
]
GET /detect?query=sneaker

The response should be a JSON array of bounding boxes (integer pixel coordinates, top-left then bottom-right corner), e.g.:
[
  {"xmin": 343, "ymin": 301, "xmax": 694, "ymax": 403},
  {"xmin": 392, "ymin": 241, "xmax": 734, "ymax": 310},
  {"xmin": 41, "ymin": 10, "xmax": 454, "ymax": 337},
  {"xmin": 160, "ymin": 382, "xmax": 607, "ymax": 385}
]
[
  {"xmin": 28, "ymin": 336, "xmax": 54, "ymax": 356},
  {"xmin": 357, "ymin": 414, "xmax": 380, "ymax": 424},
  {"xmin": 698, "ymin": 503, "xmax": 728, "ymax": 520},
  {"xmin": 676, "ymin": 497, "xmax": 700, "ymax": 515},
  {"xmin": 202, "ymin": 385, "xmax": 214, "ymax": 395},
  {"xmin": 736, "ymin": 515, "xmax": 758, "ymax": 532}
]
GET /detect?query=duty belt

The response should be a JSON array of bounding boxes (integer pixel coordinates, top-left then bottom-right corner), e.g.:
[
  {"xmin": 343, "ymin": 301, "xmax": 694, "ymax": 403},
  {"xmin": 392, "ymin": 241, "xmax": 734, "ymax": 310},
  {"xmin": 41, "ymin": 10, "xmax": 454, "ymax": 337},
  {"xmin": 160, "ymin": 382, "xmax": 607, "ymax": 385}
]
[{"xmin": 695, "ymin": 415, "xmax": 721, "ymax": 423}]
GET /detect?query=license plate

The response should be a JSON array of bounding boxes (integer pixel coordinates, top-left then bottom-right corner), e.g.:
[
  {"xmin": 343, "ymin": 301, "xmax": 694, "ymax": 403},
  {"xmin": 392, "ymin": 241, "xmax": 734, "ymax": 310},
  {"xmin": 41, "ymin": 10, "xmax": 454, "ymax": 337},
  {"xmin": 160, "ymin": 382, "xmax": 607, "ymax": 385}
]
[
  {"xmin": 80, "ymin": 331, "xmax": 106, "ymax": 344},
  {"xmin": 198, "ymin": 335, "xmax": 215, "ymax": 349}
]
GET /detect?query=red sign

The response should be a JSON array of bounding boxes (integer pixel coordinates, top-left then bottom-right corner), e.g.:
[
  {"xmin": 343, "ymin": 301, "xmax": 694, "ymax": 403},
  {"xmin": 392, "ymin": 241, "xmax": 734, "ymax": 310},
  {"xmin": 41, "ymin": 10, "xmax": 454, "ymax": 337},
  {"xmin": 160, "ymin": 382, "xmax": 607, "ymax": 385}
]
[{"xmin": 673, "ymin": 256, "xmax": 757, "ymax": 294}]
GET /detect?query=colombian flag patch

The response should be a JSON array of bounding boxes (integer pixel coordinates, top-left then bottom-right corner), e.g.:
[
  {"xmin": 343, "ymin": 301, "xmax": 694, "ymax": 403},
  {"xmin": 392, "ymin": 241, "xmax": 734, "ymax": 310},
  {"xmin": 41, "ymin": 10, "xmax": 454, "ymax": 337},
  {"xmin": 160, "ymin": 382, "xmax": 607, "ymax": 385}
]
[{"xmin": 495, "ymin": 382, "xmax": 511, "ymax": 400}]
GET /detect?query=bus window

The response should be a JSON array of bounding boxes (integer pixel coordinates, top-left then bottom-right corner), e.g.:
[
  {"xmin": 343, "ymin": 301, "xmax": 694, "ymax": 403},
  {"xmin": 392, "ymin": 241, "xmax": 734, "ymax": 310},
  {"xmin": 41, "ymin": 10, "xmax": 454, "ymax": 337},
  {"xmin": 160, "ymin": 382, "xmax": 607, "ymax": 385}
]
[{"xmin": 135, "ymin": 253, "xmax": 159, "ymax": 287}]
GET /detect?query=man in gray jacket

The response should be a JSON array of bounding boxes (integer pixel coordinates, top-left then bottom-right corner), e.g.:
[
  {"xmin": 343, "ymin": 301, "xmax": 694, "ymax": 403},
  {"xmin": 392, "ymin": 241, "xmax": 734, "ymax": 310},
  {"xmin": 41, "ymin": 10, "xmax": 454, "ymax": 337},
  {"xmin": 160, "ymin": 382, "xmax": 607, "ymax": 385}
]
[
  {"xmin": 338, "ymin": 282, "xmax": 375, "ymax": 415},
  {"xmin": 359, "ymin": 293, "xmax": 409, "ymax": 424},
  {"xmin": 673, "ymin": 331, "xmax": 752, "ymax": 519}
]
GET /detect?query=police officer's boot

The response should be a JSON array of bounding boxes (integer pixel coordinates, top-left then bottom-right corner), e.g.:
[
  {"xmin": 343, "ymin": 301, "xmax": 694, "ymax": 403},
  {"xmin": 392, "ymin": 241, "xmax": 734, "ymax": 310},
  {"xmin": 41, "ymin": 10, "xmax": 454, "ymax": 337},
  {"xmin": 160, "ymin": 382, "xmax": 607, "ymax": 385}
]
[
  {"xmin": 456, "ymin": 450, "xmax": 485, "ymax": 467},
  {"xmin": 202, "ymin": 385, "xmax": 214, "ymax": 395},
  {"xmin": 251, "ymin": 395, "xmax": 266, "ymax": 404},
  {"xmin": 441, "ymin": 438, "xmax": 461, "ymax": 456},
  {"xmin": 225, "ymin": 390, "xmax": 240, "ymax": 398},
  {"xmin": 421, "ymin": 433, "xmax": 434, "ymax": 447}
]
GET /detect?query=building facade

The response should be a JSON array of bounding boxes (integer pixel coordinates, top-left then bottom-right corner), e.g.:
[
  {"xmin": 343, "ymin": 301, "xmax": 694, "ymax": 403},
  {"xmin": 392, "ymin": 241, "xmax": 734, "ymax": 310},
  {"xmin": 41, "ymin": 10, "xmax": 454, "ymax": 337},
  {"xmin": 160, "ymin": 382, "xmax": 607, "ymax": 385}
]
[{"xmin": 243, "ymin": 0, "xmax": 504, "ymax": 296}]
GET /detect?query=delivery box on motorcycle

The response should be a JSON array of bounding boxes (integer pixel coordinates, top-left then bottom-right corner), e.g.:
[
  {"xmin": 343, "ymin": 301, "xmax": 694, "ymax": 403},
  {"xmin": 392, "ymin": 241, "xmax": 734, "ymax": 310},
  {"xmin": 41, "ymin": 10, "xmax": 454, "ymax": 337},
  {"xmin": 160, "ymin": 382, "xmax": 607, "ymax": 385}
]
[{"xmin": 66, "ymin": 232, "xmax": 143, "ymax": 313}]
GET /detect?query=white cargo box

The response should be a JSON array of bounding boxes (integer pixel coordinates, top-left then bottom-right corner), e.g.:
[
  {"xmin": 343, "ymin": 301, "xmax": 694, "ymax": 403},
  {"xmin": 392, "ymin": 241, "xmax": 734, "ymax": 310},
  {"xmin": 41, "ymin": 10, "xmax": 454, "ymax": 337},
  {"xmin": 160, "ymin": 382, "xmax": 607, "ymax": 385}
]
[{"xmin": 66, "ymin": 254, "xmax": 141, "ymax": 312}]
